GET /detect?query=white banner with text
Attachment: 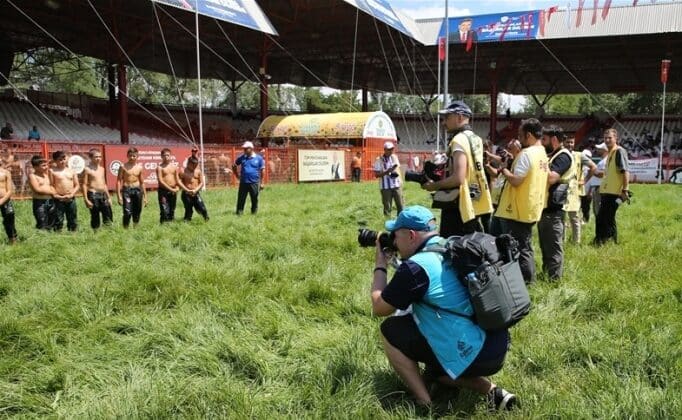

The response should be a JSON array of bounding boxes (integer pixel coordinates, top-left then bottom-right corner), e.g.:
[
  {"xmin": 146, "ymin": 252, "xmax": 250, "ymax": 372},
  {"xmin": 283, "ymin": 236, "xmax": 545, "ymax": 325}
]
[{"xmin": 298, "ymin": 150, "xmax": 346, "ymax": 182}]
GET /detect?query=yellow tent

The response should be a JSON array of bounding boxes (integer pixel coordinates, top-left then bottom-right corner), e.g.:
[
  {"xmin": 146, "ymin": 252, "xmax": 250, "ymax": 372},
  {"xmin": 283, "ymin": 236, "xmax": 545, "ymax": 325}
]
[{"xmin": 256, "ymin": 111, "xmax": 397, "ymax": 140}]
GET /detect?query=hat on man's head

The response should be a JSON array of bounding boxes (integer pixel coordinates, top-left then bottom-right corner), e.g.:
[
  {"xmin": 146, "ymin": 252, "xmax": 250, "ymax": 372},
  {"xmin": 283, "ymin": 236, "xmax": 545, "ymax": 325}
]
[
  {"xmin": 383, "ymin": 141, "xmax": 395, "ymax": 150},
  {"xmin": 242, "ymin": 141, "xmax": 254, "ymax": 149},
  {"xmin": 595, "ymin": 142, "xmax": 608, "ymax": 151},
  {"xmin": 438, "ymin": 100, "xmax": 473, "ymax": 118},
  {"xmin": 385, "ymin": 206, "xmax": 437, "ymax": 233}
]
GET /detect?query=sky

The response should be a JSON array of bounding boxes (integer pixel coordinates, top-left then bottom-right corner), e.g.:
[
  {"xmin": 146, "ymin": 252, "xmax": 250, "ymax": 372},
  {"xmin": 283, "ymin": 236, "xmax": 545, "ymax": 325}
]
[{"xmin": 390, "ymin": 0, "xmax": 676, "ymax": 19}]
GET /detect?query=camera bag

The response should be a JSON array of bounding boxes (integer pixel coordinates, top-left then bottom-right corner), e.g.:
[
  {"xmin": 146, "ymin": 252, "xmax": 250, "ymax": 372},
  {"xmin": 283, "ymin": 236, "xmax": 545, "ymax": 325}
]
[{"xmin": 421, "ymin": 232, "xmax": 531, "ymax": 331}]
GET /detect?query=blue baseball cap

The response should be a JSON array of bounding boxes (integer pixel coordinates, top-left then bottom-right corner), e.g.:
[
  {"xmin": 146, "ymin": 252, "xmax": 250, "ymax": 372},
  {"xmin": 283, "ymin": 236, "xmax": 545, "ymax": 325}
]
[
  {"xmin": 438, "ymin": 100, "xmax": 473, "ymax": 118},
  {"xmin": 385, "ymin": 206, "xmax": 437, "ymax": 232}
]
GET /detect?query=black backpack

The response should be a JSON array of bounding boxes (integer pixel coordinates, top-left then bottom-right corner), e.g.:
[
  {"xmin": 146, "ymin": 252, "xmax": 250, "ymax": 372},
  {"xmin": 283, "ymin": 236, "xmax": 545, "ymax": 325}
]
[{"xmin": 422, "ymin": 232, "xmax": 531, "ymax": 331}]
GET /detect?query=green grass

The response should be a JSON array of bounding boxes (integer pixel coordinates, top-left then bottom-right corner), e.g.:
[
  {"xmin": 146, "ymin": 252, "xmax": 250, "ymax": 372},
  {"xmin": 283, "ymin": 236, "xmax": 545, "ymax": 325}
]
[{"xmin": 0, "ymin": 182, "xmax": 680, "ymax": 418}]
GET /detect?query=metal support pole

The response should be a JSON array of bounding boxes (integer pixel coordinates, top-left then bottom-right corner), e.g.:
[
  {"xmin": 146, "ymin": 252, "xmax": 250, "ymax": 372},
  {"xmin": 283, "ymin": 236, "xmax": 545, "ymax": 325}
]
[
  {"xmin": 117, "ymin": 63, "xmax": 129, "ymax": 145},
  {"xmin": 195, "ymin": 8, "xmax": 205, "ymax": 187},
  {"xmin": 659, "ymin": 81, "xmax": 667, "ymax": 184}
]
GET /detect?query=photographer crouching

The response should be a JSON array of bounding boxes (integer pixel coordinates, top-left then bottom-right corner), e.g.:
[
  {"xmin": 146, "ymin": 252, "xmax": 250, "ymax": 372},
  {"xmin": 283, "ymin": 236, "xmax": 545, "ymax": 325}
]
[{"xmin": 368, "ymin": 205, "xmax": 517, "ymax": 410}]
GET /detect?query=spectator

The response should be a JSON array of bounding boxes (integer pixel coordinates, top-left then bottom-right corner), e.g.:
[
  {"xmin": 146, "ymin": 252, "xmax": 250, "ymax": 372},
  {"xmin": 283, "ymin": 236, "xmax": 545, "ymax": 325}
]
[
  {"xmin": 370, "ymin": 205, "xmax": 517, "ymax": 410},
  {"xmin": 373, "ymin": 142, "xmax": 403, "ymax": 217},
  {"xmin": 0, "ymin": 123, "xmax": 14, "ymax": 140},
  {"xmin": 28, "ymin": 126, "xmax": 40, "ymax": 141},
  {"xmin": 232, "ymin": 141, "xmax": 265, "ymax": 215},
  {"xmin": 351, "ymin": 152, "xmax": 362, "ymax": 182}
]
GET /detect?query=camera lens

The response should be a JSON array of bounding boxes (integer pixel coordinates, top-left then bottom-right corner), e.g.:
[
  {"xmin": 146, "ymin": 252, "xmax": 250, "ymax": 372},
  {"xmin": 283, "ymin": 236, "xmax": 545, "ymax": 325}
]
[
  {"xmin": 357, "ymin": 229, "xmax": 396, "ymax": 251},
  {"xmin": 357, "ymin": 228, "xmax": 378, "ymax": 247}
]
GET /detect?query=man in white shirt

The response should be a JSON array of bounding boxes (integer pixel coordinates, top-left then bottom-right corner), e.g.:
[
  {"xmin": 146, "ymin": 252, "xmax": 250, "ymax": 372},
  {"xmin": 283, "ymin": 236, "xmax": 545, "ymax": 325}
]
[{"xmin": 373, "ymin": 142, "xmax": 403, "ymax": 216}]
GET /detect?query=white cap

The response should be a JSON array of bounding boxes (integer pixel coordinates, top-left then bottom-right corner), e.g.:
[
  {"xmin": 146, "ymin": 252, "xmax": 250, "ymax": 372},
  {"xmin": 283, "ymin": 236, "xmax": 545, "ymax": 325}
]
[
  {"xmin": 383, "ymin": 141, "xmax": 395, "ymax": 150},
  {"xmin": 242, "ymin": 141, "xmax": 254, "ymax": 149},
  {"xmin": 582, "ymin": 150, "xmax": 592, "ymax": 158},
  {"xmin": 595, "ymin": 143, "xmax": 607, "ymax": 151}
]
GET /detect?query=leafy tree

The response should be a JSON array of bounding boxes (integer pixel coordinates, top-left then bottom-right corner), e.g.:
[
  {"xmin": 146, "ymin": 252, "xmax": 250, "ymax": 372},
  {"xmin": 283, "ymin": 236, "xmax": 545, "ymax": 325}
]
[{"xmin": 10, "ymin": 49, "xmax": 106, "ymax": 97}]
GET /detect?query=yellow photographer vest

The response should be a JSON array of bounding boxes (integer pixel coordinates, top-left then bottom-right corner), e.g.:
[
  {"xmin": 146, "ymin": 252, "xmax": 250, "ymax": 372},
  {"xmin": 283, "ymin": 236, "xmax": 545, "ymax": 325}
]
[
  {"xmin": 600, "ymin": 147, "xmax": 626, "ymax": 195},
  {"xmin": 449, "ymin": 131, "xmax": 493, "ymax": 222},
  {"xmin": 564, "ymin": 151, "xmax": 583, "ymax": 212},
  {"xmin": 545, "ymin": 148, "xmax": 574, "ymax": 209},
  {"xmin": 495, "ymin": 145, "xmax": 549, "ymax": 223}
]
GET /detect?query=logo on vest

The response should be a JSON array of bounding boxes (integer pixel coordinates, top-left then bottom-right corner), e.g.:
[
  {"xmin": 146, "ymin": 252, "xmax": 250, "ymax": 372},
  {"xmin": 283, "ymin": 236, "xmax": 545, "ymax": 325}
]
[{"xmin": 457, "ymin": 340, "xmax": 473, "ymax": 358}]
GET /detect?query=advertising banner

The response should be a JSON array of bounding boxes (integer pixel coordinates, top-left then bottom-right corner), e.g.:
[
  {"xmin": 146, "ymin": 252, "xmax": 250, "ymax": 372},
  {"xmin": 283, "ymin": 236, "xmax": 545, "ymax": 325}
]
[
  {"xmin": 628, "ymin": 158, "xmax": 659, "ymax": 182},
  {"xmin": 344, "ymin": 0, "xmax": 415, "ymax": 40},
  {"xmin": 297, "ymin": 149, "xmax": 346, "ymax": 182},
  {"xmin": 104, "ymin": 145, "xmax": 195, "ymax": 190},
  {"xmin": 151, "ymin": 0, "xmax": 277, "ymax": 35},
  {"xmin": 439, "ymin": 10, "xmax": 540, "ymax": 44}
]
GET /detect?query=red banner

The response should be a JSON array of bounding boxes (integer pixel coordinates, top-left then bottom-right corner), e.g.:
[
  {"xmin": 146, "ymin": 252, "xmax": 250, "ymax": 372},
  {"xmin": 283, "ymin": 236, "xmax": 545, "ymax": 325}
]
[
  {"xmin": 438, "ymin": 36, "xmax": 446, "ymax": 61},
  {"xmin": 104, "ymin": 145, "xmax": 195, "ymax": 190},
  {"xmin": 661, "ymin": 59, "xmax": 671, "ymax": 84}
]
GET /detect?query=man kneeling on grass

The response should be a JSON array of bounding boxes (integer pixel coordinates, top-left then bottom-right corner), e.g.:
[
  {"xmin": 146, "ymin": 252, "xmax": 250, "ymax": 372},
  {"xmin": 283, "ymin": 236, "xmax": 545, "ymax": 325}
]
[{"xmin": 370, "ymin": 205, "xmax": 517, "ymax": 410}]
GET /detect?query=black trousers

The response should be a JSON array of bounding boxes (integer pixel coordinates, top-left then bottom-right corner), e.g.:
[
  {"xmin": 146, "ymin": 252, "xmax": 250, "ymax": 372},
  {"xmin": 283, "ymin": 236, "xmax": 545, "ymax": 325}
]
[
  {"xmin": 32, "ymin": 198, "xmax": 56, "ymax": 230},
  {"xmin": 351, "ymin": 167, "xmax": 361, "ymax": 182},
  {"xmin": 122, "ymin": 187, "xmax": 143, "ymax": 227},
  {"xmin": 501, "ymin": 219, "xmax": 536, "ymax": 284},
  {"xmin": 580, "ymin": 195, "xmax": 592, "ymax": 223},
  {"xmin": 54, "ymin": 198, "xmax": 78, "ymax": 231},
  {"xmin": 181, "ymin": 191, "xmax": 208, "ymax": 221},
  {"xmin": 87, "ymin": 191, "xmax": 113, "ymax": 229},
  {"xmin": 158, "ymin": 187, "xmax": 177, "ymax": 223},
  {"xmin": 439, "ymin": 205, "xmax": 482, "ymax": 238},
  {"xmin": 236, "ymin": 182, "xmax": 260, "ymax": 214},
  {"xmin": 594, "ymin": 193, "xmax": 619, "ymax": 245},
  {"xmin": 0, "ymin": 200, "xmax": 17, "ymax": 240}
]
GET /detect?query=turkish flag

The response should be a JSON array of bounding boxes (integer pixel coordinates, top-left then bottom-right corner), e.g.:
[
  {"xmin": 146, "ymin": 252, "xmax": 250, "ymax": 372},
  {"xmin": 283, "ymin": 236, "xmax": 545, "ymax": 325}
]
[
  {"xmin": 438, "ymin": 37, "xmax": 446, "ymax": 62},
  {"xmin": 661, "ymin": 60, "xmax": 671, "ymax": 84}
]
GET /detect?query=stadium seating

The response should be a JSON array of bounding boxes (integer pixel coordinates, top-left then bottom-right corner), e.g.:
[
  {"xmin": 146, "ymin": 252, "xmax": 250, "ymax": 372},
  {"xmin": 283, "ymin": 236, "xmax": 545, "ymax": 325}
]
[{"xmin": 0, "ymin": 99, "xmax": 185, "ymax": 145}]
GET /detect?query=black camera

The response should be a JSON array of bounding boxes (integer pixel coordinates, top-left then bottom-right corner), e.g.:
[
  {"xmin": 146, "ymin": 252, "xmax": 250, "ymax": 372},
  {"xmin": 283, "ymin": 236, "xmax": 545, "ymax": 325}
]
[
  {"xmin": 404, "ymin": 160, "xmax": 446, "ymax": 185},
  {"xmin": 358, "ymin": 228, "xmax": 395, "ymax": 251}
]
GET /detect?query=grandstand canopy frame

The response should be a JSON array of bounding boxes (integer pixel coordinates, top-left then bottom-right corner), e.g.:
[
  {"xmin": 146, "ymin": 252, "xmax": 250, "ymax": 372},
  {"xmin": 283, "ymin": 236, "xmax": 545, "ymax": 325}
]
[{"xmin": 2, "ymin": 1, "xmax": 681, "ymax": 95}]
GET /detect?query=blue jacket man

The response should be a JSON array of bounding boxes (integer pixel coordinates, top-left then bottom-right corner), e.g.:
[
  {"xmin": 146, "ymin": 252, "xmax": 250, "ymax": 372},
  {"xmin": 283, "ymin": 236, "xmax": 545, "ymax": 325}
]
[{"xmin": 232, "ymin": 141, "xmax": 265, "ymax": 215}]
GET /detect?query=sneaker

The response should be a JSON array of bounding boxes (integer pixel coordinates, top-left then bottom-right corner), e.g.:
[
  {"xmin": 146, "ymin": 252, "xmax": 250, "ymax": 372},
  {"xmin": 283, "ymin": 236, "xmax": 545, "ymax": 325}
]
[{"xmin": 487, "ymin": 387, "xmax": 518, "ymax": 411}]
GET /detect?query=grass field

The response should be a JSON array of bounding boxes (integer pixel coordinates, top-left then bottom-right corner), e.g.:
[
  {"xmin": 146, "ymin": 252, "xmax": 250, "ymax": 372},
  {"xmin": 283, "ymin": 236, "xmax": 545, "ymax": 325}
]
[{"xmin": 0, "ymin": 181, "xmax": 680, "ymax": 418}]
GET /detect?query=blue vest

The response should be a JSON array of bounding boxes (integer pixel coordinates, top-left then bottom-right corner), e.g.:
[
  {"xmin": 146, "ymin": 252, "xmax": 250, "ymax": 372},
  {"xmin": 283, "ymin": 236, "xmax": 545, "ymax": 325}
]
[{"xmin": 410, "ymin": 236, "xmax": 486, "ymax": 378}]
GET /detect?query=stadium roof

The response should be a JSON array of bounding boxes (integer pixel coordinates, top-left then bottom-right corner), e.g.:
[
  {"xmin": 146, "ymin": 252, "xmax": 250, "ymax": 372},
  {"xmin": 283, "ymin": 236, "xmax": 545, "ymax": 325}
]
[{"xmin": 1, "ymin": 1, "xmax": 681, "ymax": 95}]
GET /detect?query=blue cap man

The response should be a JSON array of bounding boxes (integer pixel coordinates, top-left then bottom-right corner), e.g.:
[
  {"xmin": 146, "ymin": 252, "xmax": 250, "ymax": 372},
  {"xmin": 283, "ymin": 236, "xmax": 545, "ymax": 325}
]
[{"xmin": 385, "ymin": 205, "xmax": 438, "ymax": 233}]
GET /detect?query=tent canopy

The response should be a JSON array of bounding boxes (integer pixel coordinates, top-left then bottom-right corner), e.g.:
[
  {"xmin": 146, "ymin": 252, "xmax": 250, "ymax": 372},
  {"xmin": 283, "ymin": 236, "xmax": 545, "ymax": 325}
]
[{"xmin": 257, "ymin": 111, "xmax": 397, "ymax": 140}]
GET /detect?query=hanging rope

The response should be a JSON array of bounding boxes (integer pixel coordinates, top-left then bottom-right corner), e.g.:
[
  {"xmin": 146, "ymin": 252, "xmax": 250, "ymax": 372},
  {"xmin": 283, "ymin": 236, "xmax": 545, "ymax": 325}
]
[
  {"xmin": 86, "ymin": 0, "xmax": 193, "ymax": 143},
  {"xmin": 371, "ymin": 18, "xmax": 414, "ymax": 145},
  {"xmin": 6, "ymin": 0, "xmax": 193, "ymax": 143},
  {"xmin": 0, "ymin": 72, "xmax": 73, "ymax": 141},
  {"xmin": 151, "ymin": 2, "xmax": 195, "ymax": 143},
  {"xmin": 535, "ymin": 38, "xmax": 644, "ymax": 148}
]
